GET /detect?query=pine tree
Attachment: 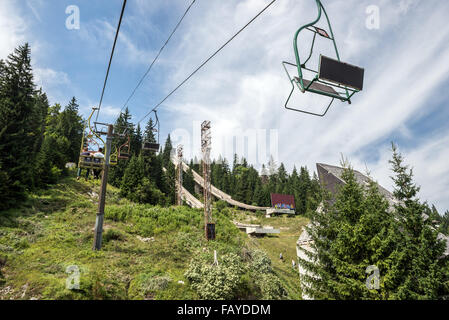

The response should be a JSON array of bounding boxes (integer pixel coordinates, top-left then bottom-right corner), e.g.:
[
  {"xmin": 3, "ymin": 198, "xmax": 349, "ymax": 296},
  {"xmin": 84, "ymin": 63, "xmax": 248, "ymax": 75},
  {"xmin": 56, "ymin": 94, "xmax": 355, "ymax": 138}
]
[
  {"xmin": 184, "ymin": 166, "xmax": 195, "ymax": 195},
  {"xmin": 120, "ymin": 155, "xmax": 145, "ymax": 202},
  {"xmin": 35, "ymin": 132, "xmax": 69, "ymax": 186},
  {"xmin": 109, "ymin": 108, "xmax": 134, "ymax": 187},
  {"xmin": 276, "ymin": 163, "xmax": 288, "ymax": 194},
  {"xmin": 441, "ymin": 211, "xmax": 449, "ymax": 235},
  {"xmin": 296, "ymin": 166, "xmax": 312, "ymax": 214},
  {"xmin": 131, "ymin": 123, "xmax": 142, "ymax": 156},
  {"xmin": 0, "ymin": 43, "xmax": 37, "ymax": 206},
  {"xmin": 164, "ymin": 160, "xmax": 176, "ymax": 205},
  {"xmin": 57, "ymin": 97, "xmax": 83, "ymax": 162},
  {"xmin": 30, "ymin": 90, "xmax": 49, "ymax": 160},
  {"xmin": 388, "ymin": 143, "xmax": 447, "ymax": 299},
  {"xmin": 162, "ymin": 134, "xmax": 173, "ymax": 168},
  {"xmin": 267, "ymin": 155, "xmax": 277, "ymax": 176},
  {"xmin": 298, "ymin": 164, "xmax": 398, "ymax": 299}
]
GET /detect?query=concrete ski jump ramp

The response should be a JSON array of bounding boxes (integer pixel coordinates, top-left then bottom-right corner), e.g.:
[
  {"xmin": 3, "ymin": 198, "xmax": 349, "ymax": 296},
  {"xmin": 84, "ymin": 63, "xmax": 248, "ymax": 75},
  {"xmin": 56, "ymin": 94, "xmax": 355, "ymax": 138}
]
[{"xmin": 170, "ymin": 157, "xmax": 269, "ymax": 211}]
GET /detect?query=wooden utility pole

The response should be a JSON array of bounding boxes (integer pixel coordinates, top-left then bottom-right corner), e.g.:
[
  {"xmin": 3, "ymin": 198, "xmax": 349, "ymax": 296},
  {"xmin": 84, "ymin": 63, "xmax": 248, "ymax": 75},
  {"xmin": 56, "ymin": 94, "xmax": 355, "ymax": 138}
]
[
  {"xmin": 176, "ymin": 145, "xmax": 183, "ymax": 206},
  {"xmin": 93, "ymin": 124, "xmax": 114, "ymax": 251},
  {"xmin": 201, "ymin": 121, "xmax": 214, "ymax": 240}
]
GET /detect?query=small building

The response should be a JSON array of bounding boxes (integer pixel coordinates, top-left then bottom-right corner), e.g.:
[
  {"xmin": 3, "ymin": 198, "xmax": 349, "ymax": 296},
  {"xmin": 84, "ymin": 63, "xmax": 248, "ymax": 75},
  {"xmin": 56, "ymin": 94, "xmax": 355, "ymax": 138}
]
[{"xmin": 266, "ymin": 193, "xmax": 296, "ymax": 217}]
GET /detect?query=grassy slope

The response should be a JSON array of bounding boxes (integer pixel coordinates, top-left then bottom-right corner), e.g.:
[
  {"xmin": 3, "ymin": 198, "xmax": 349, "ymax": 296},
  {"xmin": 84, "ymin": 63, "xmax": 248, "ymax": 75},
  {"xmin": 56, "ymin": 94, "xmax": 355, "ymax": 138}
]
[
  {"xmin": 0, "ymin": 176, "xmax": 309, "ymax": 300},
  {"xmin": 233, "ymin": 211, "xmax": 309, "ymax": 300}
]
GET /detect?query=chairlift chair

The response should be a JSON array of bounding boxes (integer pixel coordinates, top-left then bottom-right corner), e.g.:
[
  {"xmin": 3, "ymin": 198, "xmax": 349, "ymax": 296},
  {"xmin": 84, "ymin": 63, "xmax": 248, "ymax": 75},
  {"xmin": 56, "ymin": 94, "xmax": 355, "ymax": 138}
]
[
  {"xmin": 118, "ymin": 135, "xmax": 131, "ymax": 160},
  {"xmin": 78, "ymin": 110, "xmax": 106, "ymax": 169},
  {"xmin": 282, "ymin": 0, "xmax": 365, "ymax": 116},
  {"xmin": 142, "ymin": 110, "xmax": 160, "ymax": 153}
]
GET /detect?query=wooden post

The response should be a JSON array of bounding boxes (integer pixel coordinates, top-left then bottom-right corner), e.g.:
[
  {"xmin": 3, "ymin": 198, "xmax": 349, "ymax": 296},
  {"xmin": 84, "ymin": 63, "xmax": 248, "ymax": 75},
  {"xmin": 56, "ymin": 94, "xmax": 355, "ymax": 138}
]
[
  {"xmin": 93, "ymin": 124, "xmax": 113, "ymax": 251},
  {"xmin": 176, "ymin": 145, "xmax": 183, "ymax": 206},
  {"xmin": 201, "ymin": 121, "xmax": 214, "ymax": 240}
]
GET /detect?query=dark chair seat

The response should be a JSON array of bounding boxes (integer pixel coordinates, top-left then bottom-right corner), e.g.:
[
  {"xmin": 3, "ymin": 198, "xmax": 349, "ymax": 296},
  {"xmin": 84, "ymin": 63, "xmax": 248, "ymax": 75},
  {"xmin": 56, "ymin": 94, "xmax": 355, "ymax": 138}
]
[{"xmin": 143, "ymin": 142, "xmax": 160, "ymax": 151}]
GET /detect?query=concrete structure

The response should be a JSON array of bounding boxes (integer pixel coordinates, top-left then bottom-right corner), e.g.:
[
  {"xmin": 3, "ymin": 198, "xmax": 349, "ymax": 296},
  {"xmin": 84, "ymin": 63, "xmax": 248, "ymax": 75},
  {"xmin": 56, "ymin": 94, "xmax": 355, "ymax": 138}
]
[
  {"xmin": 171, "ymin": 156, "xmax": 270, "ymax": 211},
  {"xmin": 233, "ymin": 221, "xmax": 280, "ymax": 235},
  {"xmin": 266, "ymin": 208, "xmax": 296, "ymax": 217}
]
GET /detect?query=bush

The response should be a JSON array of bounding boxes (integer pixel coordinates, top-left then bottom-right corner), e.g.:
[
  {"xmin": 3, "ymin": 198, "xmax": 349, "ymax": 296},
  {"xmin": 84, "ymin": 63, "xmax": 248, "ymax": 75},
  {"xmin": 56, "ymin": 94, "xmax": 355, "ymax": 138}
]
[
  {"xmin": 135, "ymin": 178, "xmax": 167, "ymax": 205},
  {"xmin": 256, "ymin": 273, "xmax": 287, "ymax": 300},
  {"xmin": 105, "ymin": 206, "xmax": 130, "ymax": 222},
  {"xmin": 248, "ymin": 249, "xmax": 273, "ymax": 274},
  {"xmin": 246, "ymin": 249, "xmax": 287, "ymax": 300},
  {"xmin": 215, "ymin": 200, "xmax": 228, "ymax": 212},
  {"xmin": 103, "ymin": 229, "xmax": 125, "ymax": 243},
  {"xmin": 184, "ymin": 252, "xmax": 244, "ymax": 300},
  {"xmin": 128, "ymin": 273, "xmax": 172, "ymax": 300}
]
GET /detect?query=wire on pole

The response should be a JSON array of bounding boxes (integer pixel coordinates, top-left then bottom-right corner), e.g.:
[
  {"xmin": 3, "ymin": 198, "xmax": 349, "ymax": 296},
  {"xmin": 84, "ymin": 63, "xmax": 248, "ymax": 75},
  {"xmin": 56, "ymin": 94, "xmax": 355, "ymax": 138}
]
[
  {"xmin": 120, "ymin": 0, "xmax": 197, "ymax": 115},
  {"xmin": 96, "ymin": 0, "xmax": 128, "ymax": 122},
  {"xmin": 136, "ymin": 0, "xmax": 277, "ymax": 125}
]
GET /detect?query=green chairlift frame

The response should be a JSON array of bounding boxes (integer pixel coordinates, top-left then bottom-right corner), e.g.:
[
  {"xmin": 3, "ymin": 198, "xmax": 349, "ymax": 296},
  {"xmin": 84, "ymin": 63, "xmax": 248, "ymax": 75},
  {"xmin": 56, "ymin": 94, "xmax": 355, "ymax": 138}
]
[{"xmin": 283, "ymin": 0, "xmax": 364, "ymax": 116}]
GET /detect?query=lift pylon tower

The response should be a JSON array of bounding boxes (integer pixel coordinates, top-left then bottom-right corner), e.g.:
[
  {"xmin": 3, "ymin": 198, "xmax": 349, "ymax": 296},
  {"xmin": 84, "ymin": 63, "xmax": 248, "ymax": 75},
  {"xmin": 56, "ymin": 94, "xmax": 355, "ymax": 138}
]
[
  {"xmin": 201, "ymin": 121, "xmax": 214, "ymax": 240},
  {"xmin": 176, "ymin": 145, "xmax": 183, "ymax": 206}
]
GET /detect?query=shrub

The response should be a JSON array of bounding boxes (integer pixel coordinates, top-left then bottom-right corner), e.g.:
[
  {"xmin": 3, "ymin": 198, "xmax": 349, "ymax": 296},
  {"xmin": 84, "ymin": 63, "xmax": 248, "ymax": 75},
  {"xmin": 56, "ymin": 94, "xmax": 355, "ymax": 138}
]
[
  {"xmin": 184, "ymin": 252, "xmax": 244, "ymax": 300},
  {"xmin": 103, "ymin": 229, "xmax": 125, "ymax": 243},
  {"xmin": 247, "ymin": 249, "xmax": 287, "ymax": 300},
  {"xmin": 105, "ymin": 206, "xmax": 130, "ymax": 222},
  {"xmin": 215, "ymin": 200, "xmax": 228, "ymax": 212},
  {"xmin": 256, "ymin": 273, "xmax": 287, "ymax": 300},
  {"xmin": 248, "ymin": 249, "xmax": 273, "ymax": 274},
  {"xmin": 128, "ymin": 273, "xmax": 172, "ymax": 300}
]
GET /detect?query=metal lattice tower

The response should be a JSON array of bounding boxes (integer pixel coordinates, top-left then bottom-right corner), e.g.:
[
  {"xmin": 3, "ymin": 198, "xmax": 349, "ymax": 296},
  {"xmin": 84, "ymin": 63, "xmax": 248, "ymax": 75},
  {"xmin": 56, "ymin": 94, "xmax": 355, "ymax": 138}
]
[
  {"xmin": 176, "ymin": 145, "xmax": 183, "ymax": 206},
  {"xmin": 201, "ymin": 121, "xmax": 213, "ymax": 239}
]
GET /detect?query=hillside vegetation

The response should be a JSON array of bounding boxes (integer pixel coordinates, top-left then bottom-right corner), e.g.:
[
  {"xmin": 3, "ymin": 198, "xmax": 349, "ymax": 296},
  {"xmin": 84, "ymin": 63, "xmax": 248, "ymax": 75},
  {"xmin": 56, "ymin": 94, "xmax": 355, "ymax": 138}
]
[{"xmin": 0, "ymin": 174, "xmax": 307, "ymax": 300}]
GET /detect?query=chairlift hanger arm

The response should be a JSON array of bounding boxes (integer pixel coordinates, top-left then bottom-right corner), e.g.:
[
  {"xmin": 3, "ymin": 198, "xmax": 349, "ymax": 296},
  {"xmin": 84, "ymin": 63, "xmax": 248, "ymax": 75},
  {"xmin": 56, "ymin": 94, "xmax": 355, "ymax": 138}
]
[
  {"xmin": 87, "ymin": 108, "xmax": 105, "ymax": 146},
  {"xmin": 293, "ymin": 0, "xmax": 350, "ymax": 99},
  {"xmin": 154, "ymin": 110, "xmax": 160, "ymax": 144}
]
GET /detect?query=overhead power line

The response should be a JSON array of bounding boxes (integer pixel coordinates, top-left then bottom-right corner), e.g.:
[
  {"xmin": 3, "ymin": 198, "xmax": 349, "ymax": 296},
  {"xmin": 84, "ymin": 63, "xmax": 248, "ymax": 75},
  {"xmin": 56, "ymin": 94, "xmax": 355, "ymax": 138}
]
[
  {"xmin": 120, "ymin": 0, "xmax": 197, "ymax": 114},
  {"xmin": 137, "ymin": 0, "xmax": 278, "ymax": 125},
  {"xmin": 96, "ymin": 0, "xmax": 128, "ymax": 122}
]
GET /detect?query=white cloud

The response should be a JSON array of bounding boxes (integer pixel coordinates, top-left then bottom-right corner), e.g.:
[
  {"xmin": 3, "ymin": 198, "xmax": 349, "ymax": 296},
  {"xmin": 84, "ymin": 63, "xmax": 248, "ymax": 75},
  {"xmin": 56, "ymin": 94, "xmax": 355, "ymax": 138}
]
[
  {"xmin": 146, "ymin": 0, "xmax": 449, "ymax": 211},
  {"xmin": 2, "ymin": 0, "xmax": 448, "ymax": 211},
  {"xmin": 351, "ymin": 131, "xmax": 449, "ymax": 214},
  {"xmin": 100, "ymin": 105, "xmax": 121, "ymax": 118},
  {"xmin": 0, "ymin": 0, "xmax": 27, "ymax": 59},
  {"xmin": 34, "ymin": 68, "xmax": 70, "ymax": 87}
]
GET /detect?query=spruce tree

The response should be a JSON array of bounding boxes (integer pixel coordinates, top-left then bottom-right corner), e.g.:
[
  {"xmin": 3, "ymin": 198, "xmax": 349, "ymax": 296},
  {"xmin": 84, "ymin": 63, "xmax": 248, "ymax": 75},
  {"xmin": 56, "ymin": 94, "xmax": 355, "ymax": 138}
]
[
  {"xmin": 298, "ymin": 165, "xmax": 397, "ymax": 299},
  {"xmin": 0, "ymin": 43, "xmax": 37, "ymax": 205},
  {"xmin": 109, "ymin": 108, "xmax": 133, "ymax": 187},
  {"xmin": 57, "ymin": 97, "xmax": 83, "ymax": 162},
  {"xmin": 441, "ymin": 211, "xmax": 449, "ymax": 235},
  {"xmin": 183, "ymin": 166, "xmax": 195, "ymax": 195},
  {"xmin": 388, "ymin": 143, "xmax": 447, "ymax": 299},
  {"xmin": 162, "ymin": 134, "xmax": 173, "ymax": 168},
  {"xmin": 297, "ymin": 166, "xmax": 312, "ymax": 214},
  {"xmin": 120, "ymin": 155, "xmax": 145, "ymax": 202}
]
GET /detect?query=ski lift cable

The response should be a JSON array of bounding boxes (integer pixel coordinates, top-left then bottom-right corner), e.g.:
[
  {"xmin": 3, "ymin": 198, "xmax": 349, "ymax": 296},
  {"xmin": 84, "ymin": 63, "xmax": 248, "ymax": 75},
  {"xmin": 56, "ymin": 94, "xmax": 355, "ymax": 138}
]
[
  {"xmin": 120, "ymin": 0, "xmax": 197, "ymax": 115},
  {"xmin": 136, "ymin": 0, "xmax": 278, "ymax": 126},
  {"xmin": 95, "ymin": 0, "xmax": 128, "ymax": 123}
]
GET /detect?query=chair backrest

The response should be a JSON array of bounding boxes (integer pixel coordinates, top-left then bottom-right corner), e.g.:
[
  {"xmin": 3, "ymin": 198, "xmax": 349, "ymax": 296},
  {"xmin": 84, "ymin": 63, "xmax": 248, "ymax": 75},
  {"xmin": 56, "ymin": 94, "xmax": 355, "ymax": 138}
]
[
  {"xmin": 318, "ymin": 55, "xmax": 364, "ymax": 91},
  {"xmin": 143, "ymin": 142, "xmax": 160, "ymax": 152}
]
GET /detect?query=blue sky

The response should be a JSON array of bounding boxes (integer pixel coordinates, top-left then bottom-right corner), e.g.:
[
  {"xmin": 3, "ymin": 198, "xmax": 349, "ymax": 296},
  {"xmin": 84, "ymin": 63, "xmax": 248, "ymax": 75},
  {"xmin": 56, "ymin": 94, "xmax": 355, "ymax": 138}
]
[{"xmin": 1, "ymin": 0, "xmax": 449, "ymax": 213}]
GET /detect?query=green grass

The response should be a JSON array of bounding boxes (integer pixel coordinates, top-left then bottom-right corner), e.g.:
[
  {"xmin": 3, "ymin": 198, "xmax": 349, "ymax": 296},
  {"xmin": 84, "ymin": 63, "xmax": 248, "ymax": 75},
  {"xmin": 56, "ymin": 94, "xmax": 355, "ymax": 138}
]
[
  {"xmin": 0, "ymin": 174, "xmax": 309, "ymax": 300},
  {"xmin": 233, "ymin": 211, "xmax": 309, "ymax": 299}
]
